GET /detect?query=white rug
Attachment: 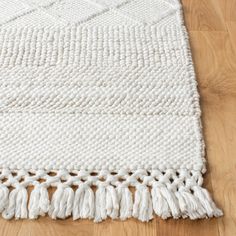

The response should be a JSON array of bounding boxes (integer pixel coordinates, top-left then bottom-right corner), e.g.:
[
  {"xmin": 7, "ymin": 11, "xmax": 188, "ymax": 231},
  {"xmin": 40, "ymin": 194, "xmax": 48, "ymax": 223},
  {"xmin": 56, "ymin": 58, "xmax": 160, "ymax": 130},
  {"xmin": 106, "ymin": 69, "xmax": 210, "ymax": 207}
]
[{"xmin": 0, "ymin": 0, "xmax": 222, "ymax": 221}]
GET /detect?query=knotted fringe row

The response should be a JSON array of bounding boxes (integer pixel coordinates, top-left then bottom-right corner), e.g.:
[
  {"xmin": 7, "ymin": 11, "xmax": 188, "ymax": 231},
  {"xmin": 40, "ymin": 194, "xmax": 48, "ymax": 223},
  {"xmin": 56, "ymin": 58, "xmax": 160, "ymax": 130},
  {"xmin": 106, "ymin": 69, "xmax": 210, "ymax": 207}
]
[{"xmin": 0, "ymin": 169, "xmax": 223, "ymax": 222}]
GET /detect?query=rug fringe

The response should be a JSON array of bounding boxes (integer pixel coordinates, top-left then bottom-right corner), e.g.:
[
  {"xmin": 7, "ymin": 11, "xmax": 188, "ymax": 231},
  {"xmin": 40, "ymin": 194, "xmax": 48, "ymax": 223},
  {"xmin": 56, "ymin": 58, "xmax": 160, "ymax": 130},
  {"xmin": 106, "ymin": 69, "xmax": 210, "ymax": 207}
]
[
  {"xmin": 0, "ymin": 169, "xmax": 223, "ymax": 222},
  {"xmin": 29, "ymin": 184, "xmax": 50, "ymax": 219}
]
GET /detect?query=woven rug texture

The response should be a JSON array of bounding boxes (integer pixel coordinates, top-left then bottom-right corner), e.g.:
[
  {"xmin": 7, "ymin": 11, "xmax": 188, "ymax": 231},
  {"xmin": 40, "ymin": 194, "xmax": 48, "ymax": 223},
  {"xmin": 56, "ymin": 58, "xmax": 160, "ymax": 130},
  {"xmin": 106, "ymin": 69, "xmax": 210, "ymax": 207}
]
[{"xmin": 0, "ymin": 0, "xmax": 222, "ymax": 221}]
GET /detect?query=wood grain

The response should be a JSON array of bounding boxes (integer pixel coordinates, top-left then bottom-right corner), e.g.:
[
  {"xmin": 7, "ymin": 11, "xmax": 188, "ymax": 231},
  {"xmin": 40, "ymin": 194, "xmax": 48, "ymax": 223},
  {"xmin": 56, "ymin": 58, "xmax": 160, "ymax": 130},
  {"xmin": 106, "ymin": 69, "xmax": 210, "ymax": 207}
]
[
  {"xmin": 182, "ymin": 0, "xmax": 226, "ymax": 31},
  {"xmin": 0, "ymin": 0, "xmax": 236, "ymax": 235}
]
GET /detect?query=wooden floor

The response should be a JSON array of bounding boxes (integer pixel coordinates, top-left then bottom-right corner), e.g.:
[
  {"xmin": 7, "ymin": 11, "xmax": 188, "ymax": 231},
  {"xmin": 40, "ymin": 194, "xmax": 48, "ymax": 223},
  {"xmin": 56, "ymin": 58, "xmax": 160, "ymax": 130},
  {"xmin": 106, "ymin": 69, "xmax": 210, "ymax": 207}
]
[{"xmin": 1, "ymin": 0, "xmax": 236, "ymax": 235}]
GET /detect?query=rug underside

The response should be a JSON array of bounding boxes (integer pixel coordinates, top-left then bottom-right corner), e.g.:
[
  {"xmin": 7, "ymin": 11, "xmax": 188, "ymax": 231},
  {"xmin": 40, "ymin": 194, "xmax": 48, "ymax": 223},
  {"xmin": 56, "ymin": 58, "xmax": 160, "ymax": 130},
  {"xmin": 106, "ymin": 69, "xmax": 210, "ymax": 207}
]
[{"xmin": 0, "ymin": 0, "xmax": 222, "ymax": 221}]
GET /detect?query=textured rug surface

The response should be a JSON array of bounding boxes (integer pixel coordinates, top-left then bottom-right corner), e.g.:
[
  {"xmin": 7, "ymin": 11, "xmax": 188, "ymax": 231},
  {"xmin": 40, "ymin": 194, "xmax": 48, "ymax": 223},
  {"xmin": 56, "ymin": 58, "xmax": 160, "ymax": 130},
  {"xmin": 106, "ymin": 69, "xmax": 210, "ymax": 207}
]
[{"xmin": 0, "ymin": 0, "xmax": 222, "ymax": 221}]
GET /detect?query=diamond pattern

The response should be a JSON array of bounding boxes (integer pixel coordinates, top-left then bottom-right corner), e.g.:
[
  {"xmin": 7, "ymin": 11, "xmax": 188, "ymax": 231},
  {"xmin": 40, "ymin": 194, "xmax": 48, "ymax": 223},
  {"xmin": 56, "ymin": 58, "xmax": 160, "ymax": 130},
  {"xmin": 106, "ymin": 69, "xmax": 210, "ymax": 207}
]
[
  {"xmin": 0, "ymin": 0, "xmax": 179, "ymax": 27},
  {"xmin": 45, "ymin": 0, "xmax": 106, "ymax": 24},
  {"xmin": 23, "ymin": 0, "xmax": 57, "ymax": 7},
  {"xmin": 119, "ymin": 0, "xmax": 177, "ymax": 24},
  {"xmin": 0, "ymin": 0, "xmax": 33, "ymax": 25},
  {"xmin": 83, "ymin": 9, "xmax": 139, "ymax": 26},
  {"xmin": 92, "ymin": 0, "xmax": 131, "ymax": 8},
  {"xmin": 5, "ymin": 9, "xmax": 65, "ymax": 27}
]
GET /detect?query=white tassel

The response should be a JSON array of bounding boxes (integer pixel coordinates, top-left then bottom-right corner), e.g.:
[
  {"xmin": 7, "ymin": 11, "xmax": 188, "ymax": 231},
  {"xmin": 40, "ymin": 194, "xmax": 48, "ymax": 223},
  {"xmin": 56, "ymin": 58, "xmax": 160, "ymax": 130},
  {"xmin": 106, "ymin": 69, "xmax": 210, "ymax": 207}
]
[
  {"xmin": 29, "ymin": 185, "xmax": 40, "ymax": 219},
  {"xmin": 94, "ymin": 185, "xmax": 107, "ymax": 222},
  {"xmin": 0, "ymin": 169, "xmax": 223, "ymax": 222},
  {"xmin": 72, "ymin": 185, "xmax": 84, "ymax": 220},
  {"xmin": 49, "ymin": 184, "xmax": 74, "ymax": 219},
  {"xmin": 179, "ymin": 187, "xmax": 206, "ymax": 219},
  {"xmin": 29, "ymin": 184, "xmax": 50, "ymax": 219},
  {"xmin": 175, "ymin": 186, "xmax": 204, "ymax": 219},
  {"xmin": 94, "ymin": 184, "xmax": 119, "ymax": 222},
  {"xmin": 133, "ymin": 185, "xmax": 153, "ymax": 222},
  {"xmin": 106, "ymin": 185, "xmax": 119, "ymax": 219},
  {"xmin": 2, "ymin": 186, "xmax": 28, "ymax": 219},
  {"xmin": 2, "ymin": 188, "xmax": 18, "ymax": 219},
  {"xmin": 175, "ymin": 191, "xmax": 187, "ymax": 215},
  {"xmin": 151, "ymin": 183, "xmax": 170, "ymax": 219},
  {"xmin": 48, "ymin": 184, "xmax": 64, "ymax": 219},
  {"xmin": 117, "ymin": 185, "xmax": 133, "ymax": 220},
  {"xmin": 73, "ymin": 184, "xmax": 94, "ymax": 220},
  {"xmin": 193, "ymin": 186, "xmax": 223, "ymax": 217},
  {"xmin": 64, "ymin": 187, "xmax": 74, "ymax": 217},
  {"xmin": 159, "ymin": 186, "xmax": 180, "ymax": 218},
  {"xmin": 0, "ymin": 184, "xmax": 9, "ymax": 213},
  {"xmin": 200, "ymin": 187, "xmax": 223, "ymax": 217},
  {"xmin": 81, "ymin": 185, "xmax": 94, "ymax": 219},
  {"xmin": 16, "ymin": 187, "xmax": 28, "ymax": 219},
  {"xmin": 132, "ymin": 186, "xmax": 141, "ymax": 218},
  {"xmin": 39, "ymin": 186, "xmax": 50, "ymax": 215}
]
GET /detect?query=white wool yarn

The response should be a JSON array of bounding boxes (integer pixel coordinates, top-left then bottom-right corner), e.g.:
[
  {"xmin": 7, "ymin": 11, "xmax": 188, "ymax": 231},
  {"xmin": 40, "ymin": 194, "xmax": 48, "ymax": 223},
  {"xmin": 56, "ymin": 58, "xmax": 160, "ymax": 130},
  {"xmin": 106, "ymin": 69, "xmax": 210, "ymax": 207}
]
[{"xmin": 0, "ymin": 0, "xmax": 222, "ymax": 221}]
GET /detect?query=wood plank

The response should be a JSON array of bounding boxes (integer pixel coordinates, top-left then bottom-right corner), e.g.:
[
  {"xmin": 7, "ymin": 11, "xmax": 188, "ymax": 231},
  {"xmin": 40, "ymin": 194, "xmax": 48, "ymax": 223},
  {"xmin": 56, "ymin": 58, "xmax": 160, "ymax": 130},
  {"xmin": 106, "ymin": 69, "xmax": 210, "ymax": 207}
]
[
  {"xmin": 225, "ymin": 0, "xmax": 236, "ymax": 21},
  {"xmin": 189, "ymin": 27, "xmax": 236, "ymax": 236},
  {"xmin": 189, "ymin": 31, "xmax": 236, "ymax": 96},
  {"xmin": 182, "ymin": 0, "xmax": 226, "ymax": 31},
  {"xmin": 227, "ymin": 21, "xmax": 236, "ymax": 53},
  {"xmin": 203, "ymin": 95, "xmax": 236, "ymax": 236}
]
